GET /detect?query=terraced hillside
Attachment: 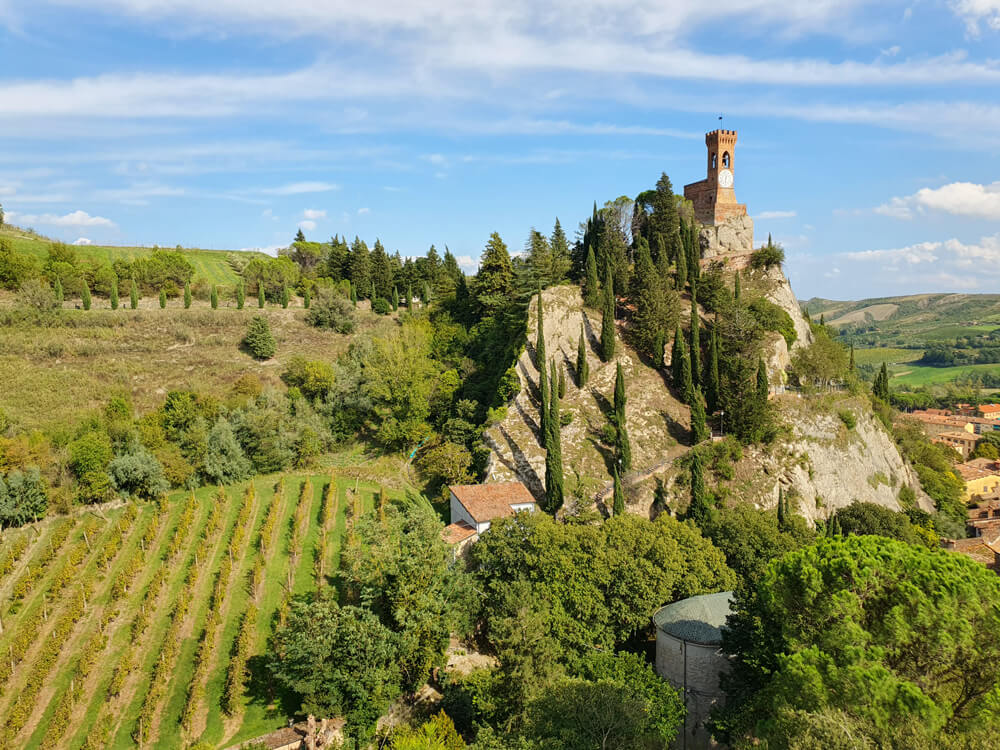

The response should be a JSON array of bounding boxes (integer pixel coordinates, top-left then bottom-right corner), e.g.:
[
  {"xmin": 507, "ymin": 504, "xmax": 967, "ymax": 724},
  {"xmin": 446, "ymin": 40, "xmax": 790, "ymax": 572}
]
[
  {"xmin": 0, "ymin": 224, "xmax": 257, "ymax": 287},
  {"xmin": 0, "ymin": 473, "xmax": 398, "ymax": 749}
]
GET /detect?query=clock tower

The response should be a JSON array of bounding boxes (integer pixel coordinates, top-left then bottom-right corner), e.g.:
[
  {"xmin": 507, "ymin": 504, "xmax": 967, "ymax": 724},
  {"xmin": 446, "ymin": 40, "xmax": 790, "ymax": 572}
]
[{"xmin": 683, "ymin": 129, "xmax": 747, "ymax": 226}]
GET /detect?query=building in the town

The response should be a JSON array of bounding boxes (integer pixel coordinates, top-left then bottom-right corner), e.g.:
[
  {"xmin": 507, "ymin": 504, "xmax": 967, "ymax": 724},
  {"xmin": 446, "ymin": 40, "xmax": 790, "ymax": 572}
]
[
  {"xmin": 956, "ymin": 460, "xmax": 1000, "ymax": 501},
  {"xmin": 442, "ymin": 481, "xmax": 537, "ymax": 551},
  {"xmin": 934, "ymin": 430, "xmax": 979, "ymax": 459}
]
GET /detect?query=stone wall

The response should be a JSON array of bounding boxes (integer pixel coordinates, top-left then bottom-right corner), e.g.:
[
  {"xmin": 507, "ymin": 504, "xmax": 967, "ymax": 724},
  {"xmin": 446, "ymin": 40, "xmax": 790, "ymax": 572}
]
[{"xmin": 699, "ymin": 214, "xmax": 754, "ymax": 260}]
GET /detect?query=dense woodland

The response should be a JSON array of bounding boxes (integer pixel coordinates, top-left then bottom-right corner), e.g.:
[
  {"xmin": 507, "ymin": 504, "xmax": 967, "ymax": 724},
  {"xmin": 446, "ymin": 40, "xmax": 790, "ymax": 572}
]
[{"xmin": 0, "ymin": 175, "xmax": 998, "ymax": 749}]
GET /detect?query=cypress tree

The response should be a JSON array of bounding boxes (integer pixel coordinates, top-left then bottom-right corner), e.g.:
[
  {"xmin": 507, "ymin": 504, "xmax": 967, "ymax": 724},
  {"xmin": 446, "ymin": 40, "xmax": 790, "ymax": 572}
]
[
  {"xmin": 682, "ymin": 451, "xmax": 712, "ymax": 526},
  {"xmin": 184, "ymin": 281, "xmax": 192, "ymax": 309},
  {"xmin": 681, "ymin": 342, "xmax": 694, "ymax": 405},
  {"xmin": 654, "ymin": 330, "xmax": 666, "ymax": 369},
  {"xmin": 110, "ymin": 278, "xmax": 119, "ymax": 310},
  {"xmin": 612, "ymin": 465, "xmax": 625, "ymax": 517},
  {"xmin": 777, "ymin": 486, "xmax": 786, "ymax": 529},
  {"xmin": 757, "ymin": 357, "xmax": 770, "ymax": 404},
  {"xmin": 705, "ymin": 325, "xmax": 721, "ymax": 414},
  {"xmin": 236, "ymin": 282, "xmax": 245, "ymax": 309},
  {"xmin": 54, "ymin": 278, "xmax": 63, "ymax": 306},
  {"xmin": 820, "ymin": 313, "xmax": 825, "ymax": 326},
  {"xmin": 257, "ymin": 283, "xmax": 265, "ymax": 309},
  {"xmin": 576, "ymin": 323, "xmax": 589, "ymax": 387},
  {"xmin": 671, "ymin": 325, "xmax": 686, "ymax": 388},
  {"xmin": 537, "ymin": 295, "xmax": 549, "ymax": 442},
  {"xmin": 849, "ymin": 343, "xmax": 855, "ymax": 372},
  {"xmin": 407, "ymin": 284, "xmax": 413, "ymax": 310},
  {"xmin": 832, "ymin": 513, "xmax": 842, "ymax": 536},
  {"xmin": 81, "ymin": 280, "xmax": 91, "ymax": 310},
  {"xmin": 159, "ymin": 288, "xmax": 167, "ymax": 309},
  {"xmin": 544, "ymin": 359, "xmax": 564, "ymax": 513},
  {"xmin": 130, "ymin": 279, "xmax": 138, "ymax": 309},
  {"xmin": 351, "ymin": 283, "xmax": 357, "ymax": 307},
  {"xmin": 874, "ymin": 362, "xmax": 890, "ymax": 401},
  {"xmin": 734, "ymin": 272, "xmax": 741, "ymax": 302},
  {"xmin": 690, "ymin": 289, "xmax": 701, "ymax": 389},
  {"xmin": 675, "ymin": 242, "xmax": 687, "ymax": 290},
  {"xmin": 690, "ymin": 393, "xmax": 709, "ymax": 444},
  {"xmin": 303, "ymin": 286, "xmax": 311, "ymax": 309},
  {"xmin": 391, "ymin": 286, "xmax": 399, "ymax": 311},
  {"xmin": 210, "ymin": 285, "xmax": 218, "ymax": 309},
  {"xmin": 601, "ymin": 267, "xmax": 616, "ymax": 362},
  {"xmin": 558, "ymin": 367, "xmax": 566, "ymax": 399},
  {"xmin": 281, "ymin": 285, "xmax": 290, "ymax": 309},
  {"xmin": 423, "ymin": 281, "xmax": 431, "ymax": 307},
  {"xmin": 614, "ymin": 361, "xmax": 632, "ymax": 473}
]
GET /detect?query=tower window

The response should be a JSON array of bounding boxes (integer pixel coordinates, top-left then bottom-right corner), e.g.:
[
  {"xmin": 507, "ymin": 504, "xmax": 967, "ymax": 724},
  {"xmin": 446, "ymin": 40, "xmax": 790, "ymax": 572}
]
[
  {"xmin": 722, "ymin": 151, "xmax": 730, "ymax": 168},
  {"xmin": 711, "ymin": 152, "xmax": 717, "ymax": 169}
]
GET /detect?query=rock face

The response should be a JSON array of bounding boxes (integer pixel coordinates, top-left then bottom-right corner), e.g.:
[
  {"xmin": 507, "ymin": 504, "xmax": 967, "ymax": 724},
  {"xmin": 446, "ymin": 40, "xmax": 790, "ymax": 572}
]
[
  {"xmin": 740, "ymin": 397, "xmax": 934, "ymax": 521},
  {"xmin": 764, "ymin": 266, "xmax": 813, "ymax": 352},
  {"xmin": 699, "ymin": 214, "xmax": 754, "ymax": 259}
]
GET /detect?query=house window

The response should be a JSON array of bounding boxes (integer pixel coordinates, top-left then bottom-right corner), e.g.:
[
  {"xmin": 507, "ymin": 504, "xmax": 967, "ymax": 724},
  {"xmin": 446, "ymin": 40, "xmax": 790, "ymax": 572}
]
[{"xmin": 722, "ymin": 151, "xmax": 730, "ymax": 168}]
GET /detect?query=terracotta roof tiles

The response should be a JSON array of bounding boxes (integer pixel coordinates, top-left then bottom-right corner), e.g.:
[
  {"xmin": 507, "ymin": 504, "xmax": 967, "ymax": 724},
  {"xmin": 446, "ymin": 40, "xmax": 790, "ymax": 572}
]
[{"xmin": 450, "ymin": 481, "xmax": 536, "ymax": 523}]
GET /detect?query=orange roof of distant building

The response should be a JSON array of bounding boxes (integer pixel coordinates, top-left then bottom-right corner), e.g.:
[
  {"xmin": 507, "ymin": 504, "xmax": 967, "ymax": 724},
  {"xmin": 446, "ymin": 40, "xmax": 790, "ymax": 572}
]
[
  {"xmin": 965, "ymin": 458, "xmax": 1000, "ymax": 472},
  {"xmin": 980, "ymin": 404, "xmax": 1000, "ymax": 415},
  {"xmin": 450, "ymin": 481, "xmax": 536, "ymax": 523},
  {"xmin": 442, "ymin": 521, "xmax": 478, "ymax": 545},
  {"xmin": 956, "ymin": 463, "xmax": 996, "ymax": 482},
  {"xmin": 938, "ymin": 431, "xmax": 978, "ymax": 442}
]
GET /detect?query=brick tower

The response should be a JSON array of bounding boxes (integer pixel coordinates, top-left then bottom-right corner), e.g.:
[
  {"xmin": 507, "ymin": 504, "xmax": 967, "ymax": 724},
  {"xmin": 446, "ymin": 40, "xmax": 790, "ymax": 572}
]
[{"xmin": 683, "ymin": 129, "xmax": 747, "ymax": 226}]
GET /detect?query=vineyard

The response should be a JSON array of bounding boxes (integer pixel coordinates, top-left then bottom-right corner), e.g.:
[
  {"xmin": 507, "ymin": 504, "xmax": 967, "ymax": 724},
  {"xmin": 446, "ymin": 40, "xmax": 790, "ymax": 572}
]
[{"xmin": 0, "ymin": 472, "xmax": 396, "ymax": 749}]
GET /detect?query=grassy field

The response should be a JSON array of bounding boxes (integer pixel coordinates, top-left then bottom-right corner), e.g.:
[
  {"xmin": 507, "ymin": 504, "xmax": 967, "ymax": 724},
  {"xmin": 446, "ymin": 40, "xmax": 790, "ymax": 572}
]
[
  {"xmin": 0, "ymin": 298, "xmax": 394, "ymax": 434},
  {"xmin": 889, "ymin": 361, "xmax": 1000, "ymax": 387},
  {"xmin": 852, "ymin": 348, "xmax": 923, "ymax": 367},
  {"xmin": 0, "ymin": 472, "xmax": 399, "ymax": 750},
  {"xmin": 1, "ymin": 225, "xmax": 255, "ymax": 287}
]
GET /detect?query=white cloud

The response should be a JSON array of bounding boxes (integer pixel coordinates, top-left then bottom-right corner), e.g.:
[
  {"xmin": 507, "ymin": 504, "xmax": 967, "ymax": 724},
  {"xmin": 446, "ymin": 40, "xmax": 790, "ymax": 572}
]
[
  {"xmin": 876, "ymin": 181, "xmax": 1000, "ymax": 220},
  {"xmin": 302, "ymin": 208, "xmax": 326, "ymax": 220},
  {"xmin": 950, "ymin": 0, "xmax": 1000, "ymax": 34},
  {"xmin": 297, "ymin": 219, "xmax": 317, "ymax": 231},
  {"xmin": 758, "ymin": 210, "xmax": 797, "ymax": 219},
  {"xmin": 72, "ymin": 237, "xmax": 92, "ymax": 245},
  {"xmin": 423, "ymin": 153, "xmax": 447, "ymax": 166},
  {"xmin": 456, "ymin": 255, "xmax": 476, "ymax": 269},
  {"xmin": 357, "ymin": 207, "xmax": 370, "ymax": 215},
  {"xmin": 6, "ymin": 209, "xmax": 115, "ymax": 227},
  {"xmin": 238, "ymin": 244, "xmax": 285, "ymax": 256},
  {"xmin": 263, "ymin": 181, "xmax": 338, "ymax": 196}
]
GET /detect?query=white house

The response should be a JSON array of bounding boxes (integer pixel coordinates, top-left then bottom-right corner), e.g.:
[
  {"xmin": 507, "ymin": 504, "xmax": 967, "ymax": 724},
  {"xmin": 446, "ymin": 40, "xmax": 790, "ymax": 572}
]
[{"xmin": 442, "ymin": 481, "xmax": 537, "ymax": 549}]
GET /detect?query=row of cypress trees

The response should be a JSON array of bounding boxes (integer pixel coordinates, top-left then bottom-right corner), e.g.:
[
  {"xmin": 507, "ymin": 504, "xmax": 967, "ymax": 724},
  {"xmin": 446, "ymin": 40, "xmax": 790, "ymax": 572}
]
[{"xmin": 63, "ymin": 278, "xmax": 317, "ymax": 311}]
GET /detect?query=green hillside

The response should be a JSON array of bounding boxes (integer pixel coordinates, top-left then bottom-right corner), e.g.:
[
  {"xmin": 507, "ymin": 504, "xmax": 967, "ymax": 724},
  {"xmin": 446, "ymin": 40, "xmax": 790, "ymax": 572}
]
[{"xmin": 0, "ymin": 224, "xmax": 261, "ymax": 287}]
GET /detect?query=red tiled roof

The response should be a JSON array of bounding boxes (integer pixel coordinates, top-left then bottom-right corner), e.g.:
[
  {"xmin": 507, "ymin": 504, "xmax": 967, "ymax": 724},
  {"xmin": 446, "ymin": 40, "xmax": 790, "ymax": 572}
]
[
  {"xmin": 956, "ymin": 463, "xmax": 996, "ymax": 482},
  {"xmin": 442, "ymin": 521, "xmax": 478, "ymax": 545},
  {"xmin": 937, "ymin": 431, "xmax": 978, "ymax": 442},
  {"xmin": 450, "ymin": 481, "xmax": 536, "ymax": 523},
  {"xmin": 980, "ymin": 404, "xmax": 1000, "ymax": 415}
]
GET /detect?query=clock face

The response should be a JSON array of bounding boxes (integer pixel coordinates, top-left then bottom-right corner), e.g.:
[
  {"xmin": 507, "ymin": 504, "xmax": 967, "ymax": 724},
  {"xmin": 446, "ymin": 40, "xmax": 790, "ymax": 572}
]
[{"xmin": 718, "ymin": 169, "xmax": 734, "ymax": 188}]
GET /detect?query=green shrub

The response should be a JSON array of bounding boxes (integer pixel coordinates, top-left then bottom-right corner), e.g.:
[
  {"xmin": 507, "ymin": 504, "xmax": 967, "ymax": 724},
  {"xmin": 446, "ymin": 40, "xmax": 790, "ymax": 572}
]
[
  {"xmin": 108, "ymin": 447, "xmax": 169, "ymax": 500},
  {"xmin": 159, "ymin": 288, "xmax": 167, "ymax": 308},
  {"xmin": 838, "ymin": 410, "xmax": 856, "ymax": 430},
  {"xmin": 81, "ymin": 280, "xmax": 91, "ymax": 310},
  {"xmin": 18, "ymin": 278, "xmax": 56, "ymax": 311},
  {"xmin": 306, "ymin": 287, "xmax": 356, "ymax": 333},
  {"xmin": 372, "ymin": 297, "xmax": 391, "ymax": 315},
  {"xmin": 748, "ymin": 297, "xmax": 797, "ymax": 348},
  {"xmin": 243, "ymin": 315, "xmax": 276, "ymax": 359},
  {"xmin": 749, "ymin": 242, "xmax": 785, "ymax": 270}
]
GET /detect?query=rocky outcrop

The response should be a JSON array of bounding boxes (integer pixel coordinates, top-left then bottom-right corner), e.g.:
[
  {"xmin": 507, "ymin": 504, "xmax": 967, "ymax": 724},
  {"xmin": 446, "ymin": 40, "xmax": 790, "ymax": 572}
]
[
  {"xmin": 764, "ymin": 266, "xmax": 813, "ymax": 352},
  {"xmin": 699, "ymin": 214, "xmax": 754, "ymax": 259}
]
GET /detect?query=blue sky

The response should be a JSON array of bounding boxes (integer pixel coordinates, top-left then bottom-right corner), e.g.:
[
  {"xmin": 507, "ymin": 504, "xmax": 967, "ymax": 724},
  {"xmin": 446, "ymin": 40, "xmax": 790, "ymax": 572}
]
[{"xmin": 1, "ymin": 0, "xmax": 999, "ymax": 300}]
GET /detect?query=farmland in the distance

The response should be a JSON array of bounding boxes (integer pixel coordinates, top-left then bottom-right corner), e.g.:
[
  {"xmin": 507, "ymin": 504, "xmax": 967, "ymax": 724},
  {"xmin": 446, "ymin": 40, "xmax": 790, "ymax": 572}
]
[{"xmin": 0, "ymin": 473, "xmax": 396, "ymax": 750}]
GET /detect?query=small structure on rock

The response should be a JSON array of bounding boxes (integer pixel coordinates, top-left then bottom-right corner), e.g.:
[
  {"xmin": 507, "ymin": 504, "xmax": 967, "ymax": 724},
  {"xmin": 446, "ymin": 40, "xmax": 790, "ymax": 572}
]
[
  {"xmin": 654, "ymin": 591, "xmax": 734, "ymax": 750},
  {"xmin": 225, "ymin": 715, "xmax": 344, "ymax": 750}
]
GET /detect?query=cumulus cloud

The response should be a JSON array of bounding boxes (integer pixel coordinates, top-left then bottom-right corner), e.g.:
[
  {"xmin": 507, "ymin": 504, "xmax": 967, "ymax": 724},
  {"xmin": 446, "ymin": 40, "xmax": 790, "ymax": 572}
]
[
  {"xmin": 456, "ymin": 255, "xmax": 476, "ymax": 269},
  {"xmin": 72, "ymin": 237, "xmax": 92, "ymax": 245},
  {"xmin": 297, "ymin": 219, "xmax": 317, "ymax": 231},
  {"xmin": 302, "ymin": 208, "xmax": 326, "ymax": 220},
  {"xmin": 951, "ymin": 0, "xmax": 1000, "ymax": 34},
  {"xmin": 875, "ymin": 181, "xmax": 1000, "ymax": 220},
  {"xmin": 757, "ymin": 210, "xmax": 796, "ymax": 219},
  {"xmin": 7, "ymin": 209, "xmax": 115, "ymax": 227}
]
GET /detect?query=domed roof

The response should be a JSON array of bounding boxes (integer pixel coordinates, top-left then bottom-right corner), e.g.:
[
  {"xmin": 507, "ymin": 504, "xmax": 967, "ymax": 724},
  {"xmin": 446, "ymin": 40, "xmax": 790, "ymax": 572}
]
[{"xmin": 653, "ymin": 591, "xmax": 734, "ymax": 646}]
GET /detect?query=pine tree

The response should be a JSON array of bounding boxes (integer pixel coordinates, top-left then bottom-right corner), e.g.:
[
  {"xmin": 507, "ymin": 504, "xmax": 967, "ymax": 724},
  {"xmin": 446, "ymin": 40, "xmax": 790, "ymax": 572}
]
[
  {"xmin": 705, "ymin": 325, "xmax": 721, "ymax": 414},
  {"xmin": 391, "ymin": 286, "xmax": 399, "ymax": 311},
  {"xmin": 550, "ymin": 218, "xmax": 571, "ymax": 284},
  {"xmin": 184, "ymin": 281, "xmax": 192, "ymax": 309},
  {"xmin": 423, "ymin": 281, "xmax": 431, "ymax": 308},
  {"xmin": 407, "ymin": 284, "xmax": 413, "ymax": 310},
  {"xmin": 210, "ymin": 285, "xmax": 218, "ymax": 309},
  {"xmin": 54, "ymin": 278, "xmax": 63, "ymax": 306},
  {"xmin": 690, "ymin": 289, "xmax": 701, "ymax": 390},
  {"xmin": 236, "ymin": 282, "xmax": 245, "ymax": 310},
  {"xmin": 294, "ymin": 228, "xmax": 306, "ymax": 242},
  {"xmin": 734, "ymin": 272, "xmax": 741, "ymax": 302},
  {"xmin": 583, "ymin": 244, "xmax": 600, "ymax": 308},
  {"xmin": 370, "ymin": 281, "xmax": 376, "ymax": 302},
  {"xmin": 81, "ymin": 280, "xmax": 91, "ymax": 310},
  {"xmin": 281, "ymin": 285, "xmax": 290, "ymax": 309},
  {"xmin": 682, "ymin": 452, "xmax": 712, "ymax": 526},
  {"xmin": 159, "ymin": 288, "xmax": 167, "ymax": 309},
  {"xmin": 576, "ymin": 323, "xmax": 589, "ymax": 387},
  {"xmin": 351, "ymin": 283, "xmax": 357, "ymax": 307},
  {"xmin": 612, "ymin": 465, "xmax": 625, "ymax": 517},
  {"xmin": 671, "ymin": 325, "xmax": 687, "ymax": 388},
  {"xmin": 614, "ymin": 361, "xmax": 632, "ymax": 473},
  {"xmin": 629, "ymin": 236, "xmax": 675, "ymax": 358},
  {"xmin": 258, "ymin": 283, "xmax": 265, "ymax": 308},
  {"xmin": 130, "ymin": 279, "xmax": 138, "ymax": 310},
  {"xmin": 601, "ymin": 267, "xmax": 616, "ymax": 362},
  {"xmin": 303, "ymin": 286, "xmax": 311, "ymax": 309},
  {"xmin": 110, "ymin": 278, "xmax": 119, "ymax": 310},
  {"xmin": 544, "ymin": 359, "xmax": 564, "ymax": 513},
  {"xmin": 243, "ymin": 315, "xmax": 277, "ymax": 359}
]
